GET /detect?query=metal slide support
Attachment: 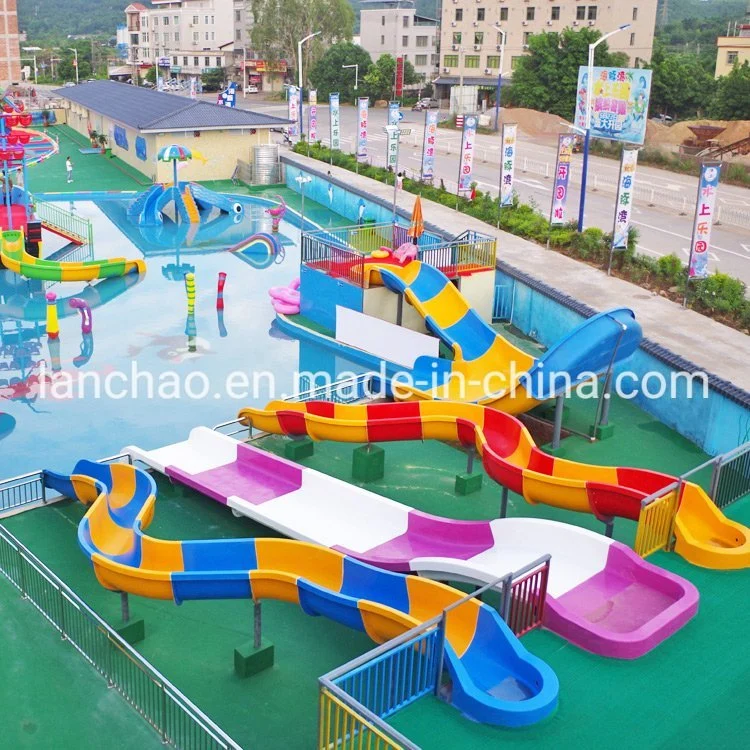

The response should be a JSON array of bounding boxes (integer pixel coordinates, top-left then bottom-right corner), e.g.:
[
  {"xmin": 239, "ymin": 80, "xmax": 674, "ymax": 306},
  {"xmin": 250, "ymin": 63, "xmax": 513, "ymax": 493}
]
[
  {"xmin": 120, "ymin": 591, "xmax": 130, "ymax": 623},
  {"xmin": 499, "ymin": 486, "xmax": 509, "ymax": 519},
  {"xmin": 396, "ymin": 293, "xmax": 404, "ymax": 327},
  {"xmin": 254, "ymin": 601, "xmax": 262, "ymax": 649},
  {"xmin": 600, "ymin": 371, "xmax": 613, "ymax": 427},
  {"xmin": 466, "ymin": 446, "xmax": 475, "ymax": 475},
  {"xmin": 551, "ymin": 395, "xmax": 565, "ymax": 450}
]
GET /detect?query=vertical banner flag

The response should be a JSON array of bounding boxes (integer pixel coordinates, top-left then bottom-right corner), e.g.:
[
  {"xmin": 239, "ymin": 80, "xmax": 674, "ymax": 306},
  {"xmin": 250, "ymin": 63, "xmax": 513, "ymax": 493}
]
[
  {"xmin": 421, "ymin": 109, "xmax": 438, "ymax": 181},
  {"xmin": 612, "ymin": 148, "xmax": 638, "ymax": 249},
  {"xmin": 357, "ymin": 97, "xmax": 369, "ymax": 160},
  {"xmin": 189, "ymin": 77, "xmax": 197, "ymax": 100},
  {"xmin": 329, "ymin": 92, "xmax": 340, "ymax": 150},
  {"xmin": 157, "ymin": 76, "xmax": 164, "ymax": 92},
  {"xmin": 217, "ymin": 82, "xmax": 237, "ymax": 107},
  {"xmin": 499, "ymin": 124, "xmax": 518, "ymax": 206},
  {"xmin": 386, "ymin": 126, "xmax": 399, "ymax": 171},
  {"xmin": 288, "ymin": 86, "xmax": 299, "ymax": 137},
  {"xmin": 388, "ymin": 100, "xmax": 400, "ymax": 126},
  {"xmin": 550, "ymin": 134, "xmax": 574, "ymax": 224},
  {"xmin": 308, "ymin": 90, "xmax": 318, "ymax": 142},
  {"xmin": 688, "ymin": 163, "xmax": 721, "ymax": 279},
  {"xmin": 395, "ymin": 56, "xmax": 405, "ymax": 98},
  {"xmin": 457, "ymin": 114, "xmax": 478, "ymax": 194}
]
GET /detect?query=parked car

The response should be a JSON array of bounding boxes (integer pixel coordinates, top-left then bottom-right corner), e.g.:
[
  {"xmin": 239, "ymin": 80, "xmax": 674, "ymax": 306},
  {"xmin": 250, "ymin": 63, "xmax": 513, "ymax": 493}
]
[
  {"xmin": 412, "ymin": 98, "xmax": 439, "ymax": 111},
  {"xmin": 63, "ymin": 81, "xmax": 76, "ymax": 87},
  {"xmin": 244, "ymin": 85, "xmax": 259, "ymax": 94},
  {"xmin": 571, "ymin": 134, "xmax": 584, "ymax": 153}
]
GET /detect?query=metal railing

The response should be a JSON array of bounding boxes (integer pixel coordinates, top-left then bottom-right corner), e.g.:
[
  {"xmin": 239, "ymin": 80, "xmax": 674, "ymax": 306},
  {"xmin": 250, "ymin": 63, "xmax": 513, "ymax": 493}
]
[
  {"xmin": 633, "ymin": 484, "xmax": 680, "ymax": 558},
  {"xmin": 0, "ymin": 525, "xmax": 241, "ymax": 750},
  {"xmin": 492, "ymin": 281, "xmax": 516, "ymax": 322},
  {"xmin": 0, "ymin": 470, "xmax": 47, "ymax": 515},
  {"xmin": 504, "ymin": 557, "xmax": 550, "ymax": 637},
  {"xmin": 34, "ymin": 199, "xmax": 94, "ymax": 248},
  {"xmin": 301, "ymin": 234, "xmax": 366, "ymax": 286},
  {"xmin": 709, "ymin": 441, "xmax": 750, "ymax": 510}
]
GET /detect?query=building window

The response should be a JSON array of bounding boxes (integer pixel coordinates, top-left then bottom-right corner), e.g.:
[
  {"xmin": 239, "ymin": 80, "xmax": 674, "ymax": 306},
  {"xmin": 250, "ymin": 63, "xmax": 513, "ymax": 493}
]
[
  {"xmin": 211, "ymin": 16, "xmax": 214, "ymax": 24},
  {"xmin": 163, "ymin": 16, "xmax": 169, "ymax": 26},
  {"xmin": 511, "ymin": 56, "xmax": 523, "ymax": 69},
  {"xmin": 381, "ymin": 35, "xmax": 385, "ymax": 45},
  {"xmin": 236, "ymin": 10, "xmax": 241, "ymax": 22},
  {"xmin": 453, "ymin": 32, "xmax": 462, "ymax": 45},
  {"xmin": 402, "ymin": 35, "xmax": 409, "ymax": 46},
  {"xmin": 727, "ymin": 51, "xmax": 739, "ymax": 64},
  {"xmin": 192, "ymin": 15, "xmax": 198, "ymax": 24},
  {"xmin": 588, "ymin": 6, "xmax": 597, "ymax": 20},
  {"xmin": 193, "ymin": 57, "xmax": 199, "ymax": 66},
  {"xmin": 173, "ymin": 15, "xmax": 178, "ymax": 24},
  {"xmin": 486, "ymin": 55, "xmax": 500, "ymax": 69},
  {"xmin": 526, "ymin": 7, "xmax": 535, "ymax": 21},
  {"xmin": 204, "ymin": 16, "xmax": 209, "ymax": 24},
  {"xmin": 173, "ymin": 56, "xmax": 178, "ymax": 65},
  {"xmin": 204, "ymin": 56, "xmax": 210, "ymax": 66},
  {"xmin": 381, "ymin": 15, "xmax": 385, "ymax": 25},
  {"xmin": 235, "ymin": 29, "xmax": 241, "ymax": 41},
  {"xmin": 183, "ymin": 56, "xmax": 188, "ymax": 65},
  {"xmin": 403, "ymin": 16, "xmax": 409, "ymax": 27},
  {"xmin": 465, "ymin": 55, "xmax": 480, "ymax": 68},
  {"xmin": 477, "ymin": 8, "xmax": 485, "ymax": 21},
  {"xmin": 551, "ymin": 6, "xmax": 560, "ymax": 20},
  {"xmin": 474, "ymin": 32, "xmax": 483, "ymax": 45},
  {"xmin": 443, "ymin": 54, "xmax": 458, "ymax": 67},
  {"xmin": 431, "ymin": 53, "xmax": 439, "ymax": 65},
  {"xmin": 415, "ymin": 54, "xmax": 427, "ymax": 65},
  {"xmin": 630, "ymin": 32, "xmax": 635, "ymax": 46},
  {"xmin": 153, "ymin": 16, "xmax": 158, "ymax": 26},
  {"xmin": 403, "ymin": 54, "xmax": 408, "ymax": 61},
  {"xmin": 455, "ymin": 9, "xmax": 463, "ymax": 21},
  {"xmin": 174, "ymin": 32, "xmax": 179, "ymax": 42},
  {"xmin": 416, "ymin": 36, "xmax": 428, "ymax": 47},
  {"xmin": 576, "ymin": 6, "xmax": 586, "ymax": 20},
  {"xmin": 523, "ymin": 32, "xmax": 531, "ymax": 44},
  {"xmin": 216, "ymin": 57, "xmax": 222, "ymax": 67},
  {"xmin": 205, "ymin": 32, "xmax": 209, "ymax": 40},
  {"xmin": 211, "ymin": 32, "xmax": 215, "ymax": 40},
  {"xmin": 500, "ymin": 7, "xmax": 508, "ymax": 21},
  {"xmin": 193, "ymin": 31, "xmax": 199, "ymax": 41},
  {"xmin": 162, "ymin": 32, "xmax": 168, "ymax": 44}
]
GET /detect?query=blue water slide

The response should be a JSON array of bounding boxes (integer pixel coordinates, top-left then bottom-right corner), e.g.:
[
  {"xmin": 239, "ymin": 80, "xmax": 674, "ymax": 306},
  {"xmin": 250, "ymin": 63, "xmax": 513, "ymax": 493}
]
[
  {"xmin": 188, "ymin": 182, "xmax": 243, "ymax": 217},
  {"xmin": 525, "ymin": 308, "xmax": 642, "ymax": 400},
  {"xmin": 127, "ymin": 184, "xmax": 162, "ymax": 224}
]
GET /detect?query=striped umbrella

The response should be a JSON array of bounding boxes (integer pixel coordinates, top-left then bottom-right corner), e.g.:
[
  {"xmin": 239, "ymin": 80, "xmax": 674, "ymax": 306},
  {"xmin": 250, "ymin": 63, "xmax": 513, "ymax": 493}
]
[
  {"xmin": 157, "ymin": 144, "xmax": 205, "ymax": 162},
  {"xmin": 409, "ymin": 195, "xmax": 424, "ymax": 244}
]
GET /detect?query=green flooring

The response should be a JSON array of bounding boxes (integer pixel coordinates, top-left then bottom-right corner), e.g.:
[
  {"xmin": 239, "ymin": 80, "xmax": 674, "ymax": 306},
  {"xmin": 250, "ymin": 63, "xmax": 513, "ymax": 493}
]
[
  {"xmin": 2, "ymin": 389, "xmax": 749, "ymax": 748},
  {"xmin": 0, "ymin": 573, "xmax": 162, "ymax": 749},
  {"xmin": 26, "ymin": 125, "xmax": 150, "ymax": 194}
]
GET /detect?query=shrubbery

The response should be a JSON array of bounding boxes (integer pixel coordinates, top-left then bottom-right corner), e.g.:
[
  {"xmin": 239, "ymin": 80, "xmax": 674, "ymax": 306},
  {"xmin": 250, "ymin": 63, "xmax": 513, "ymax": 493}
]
[{"xmin": 293, "ymin": 142, "xmax": 750, "ymax": 332}]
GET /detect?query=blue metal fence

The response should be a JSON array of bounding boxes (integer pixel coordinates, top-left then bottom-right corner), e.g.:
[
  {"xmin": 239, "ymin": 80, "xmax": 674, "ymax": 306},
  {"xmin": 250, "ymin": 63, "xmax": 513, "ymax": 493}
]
[{"xmin": 493, "ymin": 281, "xmax": 516, "ymax": 322}]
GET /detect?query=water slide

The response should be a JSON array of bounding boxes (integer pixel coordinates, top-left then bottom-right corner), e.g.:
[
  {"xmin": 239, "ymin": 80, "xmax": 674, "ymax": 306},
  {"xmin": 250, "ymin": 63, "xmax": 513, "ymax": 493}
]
[
  {"xmin": 238, "ymin": 400, "xmax": 749, "ymax": 571},
  {"xmin": 182, "ymin": 187, "xmax": 200, "ymax": 224},
  {"xmin": 0, "ymin": 229, "xmax": 145, "ymax": 282},
  {"xmin": 127, "ymin": 428, "xmax": 698, "ymax": 659},
  {"xmin": 357, "ymin": 261, "xmax": 642, "ymax": 413},
  {"xmin": 42, "ymin": 459, "xmax": 558, "ymax": 728},
  {"xmin": 128, "ymin": 183, "xmax": 242, "ymax": 227}
]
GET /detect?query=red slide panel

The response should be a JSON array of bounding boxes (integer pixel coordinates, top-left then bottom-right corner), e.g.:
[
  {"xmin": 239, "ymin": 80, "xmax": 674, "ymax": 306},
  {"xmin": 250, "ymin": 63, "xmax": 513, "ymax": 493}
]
[
  {"xmin": 276, "ymin": 410, "xmax": 310, "ymax": 437},
  {"xmin": 483, "ymin": 450, "xmax": 525, "ymax": 495},
  {"xmin": 586, "ymin": 482, "xmax": 644, "ymax": 522},
  {"xmin": 305, "ymin": 401, "xmax": 336, "ymax": 419}
]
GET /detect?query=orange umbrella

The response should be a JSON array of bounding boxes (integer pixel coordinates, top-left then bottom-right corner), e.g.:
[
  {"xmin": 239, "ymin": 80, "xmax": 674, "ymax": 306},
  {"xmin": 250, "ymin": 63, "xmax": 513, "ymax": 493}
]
[{"xmin": 409, "ymin": 195, "xmax": 424, "ymax": 243}]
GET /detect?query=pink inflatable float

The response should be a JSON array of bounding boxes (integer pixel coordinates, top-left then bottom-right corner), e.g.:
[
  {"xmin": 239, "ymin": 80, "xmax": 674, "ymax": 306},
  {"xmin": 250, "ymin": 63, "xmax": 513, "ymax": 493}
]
[
  {"xmin": 393, "ymin": 241, "xmax": 418, "ymax": 264},
  {"xmin": 269, "ymin": 277, "xmax": 300, "ymax": 315}
]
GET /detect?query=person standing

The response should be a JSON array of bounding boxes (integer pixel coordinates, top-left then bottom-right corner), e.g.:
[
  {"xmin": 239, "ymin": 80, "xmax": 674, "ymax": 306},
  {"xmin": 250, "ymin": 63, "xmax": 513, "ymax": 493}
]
[{"xmin": 66, "ymin": 157, "xmax": 73, "ymax": 184}]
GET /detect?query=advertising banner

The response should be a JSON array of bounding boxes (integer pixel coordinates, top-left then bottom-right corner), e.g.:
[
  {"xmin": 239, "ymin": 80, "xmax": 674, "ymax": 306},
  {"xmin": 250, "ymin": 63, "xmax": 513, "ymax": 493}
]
[
  {"xmin": 688, "ymin": 163, "xmax": 722, "ymax": 279},
  {"xmin": 457, "ymin": 114, "xmax": 478, "ymax": 194},
  {"xmin": 550, "ymin": 134, "xmax": 575, "ymax": 225},
  {"xmin": 575, "ymin": 67, "xmax": 652, "ymax": 145},
  {"xmin": 287, "ymin": 86, "xmax": 299, "ymax": 137},
  {"xmin": 386, "ymin": 126, "xmax": 399, "ymax": 171},
  {"xmin": 308, "ymin": 90, "xmax": 318, "ymax": 142},
  {"xmin": 421, "ymin": 109, "xmax": 439, "ymax": 181},
  {"xmin": 395, "ymin": 56, "xmax": 404, "ymax": 98},
  {"xmin": 357, "ymin": 96, "xmax": 369, "ymax": 160},
  {"xmin": 329, "ymin": 92, "xmax": 340, "ymax": 150},
  {"xmin": 612, "ymin": 148, "xmax": 638, "ymax": 249},
  {"xmin": 499, "ymin": 123, "xmax": 518, "ymax": 207},
  {"xmin": 388, "ymin": 100, "xmax": 401, "ymax": 126}
]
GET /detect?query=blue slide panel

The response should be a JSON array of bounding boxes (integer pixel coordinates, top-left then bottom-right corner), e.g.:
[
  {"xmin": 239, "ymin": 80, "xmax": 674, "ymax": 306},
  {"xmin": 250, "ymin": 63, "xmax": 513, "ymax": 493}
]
[
  {"xmin": 298, "ymin": 579, "xmax": 366, "ymax": 632},
  {"xmin": 172, "ymin": 571, "xmax": 252, "ymax": 604},
  {"xmin": 181, "ymin": 538, "xmax": 257, "ymax": 573},
  {"xmin": 340, "ymin": 557, "xmax": 410, "ymax": 614}
]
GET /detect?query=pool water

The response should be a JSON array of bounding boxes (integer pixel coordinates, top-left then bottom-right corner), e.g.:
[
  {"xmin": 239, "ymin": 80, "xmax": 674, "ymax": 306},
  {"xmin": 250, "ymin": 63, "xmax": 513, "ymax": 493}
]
[{"xmin": 0, "ymin": 195, "xmax": 347, "ymax": 478}]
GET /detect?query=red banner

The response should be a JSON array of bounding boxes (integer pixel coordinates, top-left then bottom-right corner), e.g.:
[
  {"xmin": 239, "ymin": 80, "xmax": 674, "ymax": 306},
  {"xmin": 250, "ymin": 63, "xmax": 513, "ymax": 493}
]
[{"xmin": 395, "ymin": 56, "xmax": 404, "ymax": 98}]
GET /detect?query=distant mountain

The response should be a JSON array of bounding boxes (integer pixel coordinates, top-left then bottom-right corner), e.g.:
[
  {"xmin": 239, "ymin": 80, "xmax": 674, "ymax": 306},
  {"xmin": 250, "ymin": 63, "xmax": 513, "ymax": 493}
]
[{"xmin": 18, "ymin": 0, "xmax": 129, "ymax": 39}]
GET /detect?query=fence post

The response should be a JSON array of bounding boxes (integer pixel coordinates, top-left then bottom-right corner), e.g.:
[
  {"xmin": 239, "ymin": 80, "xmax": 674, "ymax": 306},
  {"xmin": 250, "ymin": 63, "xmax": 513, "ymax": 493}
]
[
  {"xmin": 648, "ymin": 188, "xmax": 655, "ymax": 207},
  {"xmin": 708, "ymin": 456, "xmax": 722, "ymax": 502},
  {"xmin": 59, "ymin": 586, "xmax": 66, "ymax": 639},
  {"xmin": 499, "ymin": 486, "xmax": 509, "ymax": 518},
  {"xmin": 544, "ymin": 162, "xmax": 549, "ymax": 179},
  {"xmin": 254, "ymin": 601, "xmax": 262, "ymax": 650},
  {"xmin": 160, "ymin": 683, "xmax": 169, "ymax": 744},
  {"xmin": 17, "ymin": 547, "xmax": 26, "ymax": 598},
  {"xmin": 680, "ymin": 196, "xmax": 687, "ymax": 216},
  {"xmin": 551, "ymin": 395, "xmax": 565, "ymax": 450},
  {"xmin": 433, "ymin": 615, "xmax": 447, "ymax": 698},
  {"xmin": 501, "ymin": 575, "xmax": 512, "ymax": 622}
]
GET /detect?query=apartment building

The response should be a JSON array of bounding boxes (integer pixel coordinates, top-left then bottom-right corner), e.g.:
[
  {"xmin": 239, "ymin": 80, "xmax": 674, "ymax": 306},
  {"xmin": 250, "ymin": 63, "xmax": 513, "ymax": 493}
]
[
  {"xmin": 0, "ymin": 0, "xmax": 21, "ymax": 86},
  {"xmin": 359, "ymin": 0, "xmax": 439, "ymax": 83},
  {"xmin": 715, "ymin": 6, "xmax": 750, "ymax": 78},
  {"xmin": 435, "ymin": 1, "xmax": 658, "ymax": 111}
]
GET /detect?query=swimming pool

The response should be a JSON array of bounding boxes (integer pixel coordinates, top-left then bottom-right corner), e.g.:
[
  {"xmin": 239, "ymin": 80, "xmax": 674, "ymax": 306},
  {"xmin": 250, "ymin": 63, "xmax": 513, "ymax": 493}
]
[{"xmin": 0, "ymin": 194, "xmax": 352, "ymax": 478}]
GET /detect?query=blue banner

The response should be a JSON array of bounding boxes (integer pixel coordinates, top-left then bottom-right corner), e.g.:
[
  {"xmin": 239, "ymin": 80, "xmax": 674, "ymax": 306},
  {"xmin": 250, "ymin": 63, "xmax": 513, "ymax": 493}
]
[
  {"xmin": 388, "ymin": 101, "xmax": 401, "ymax": 126},
  {"xmin": 357, "ymin": 97, "xmax": 369, "ymax": 160},
  {"xmin": 689, "ymin": 163, "xmax": 721, "ymax": 279},
  {"xmin": 217, "ymin": 82, "xmax": 237, "ymax": 108},
  {"xmin": 550, "ymin": 134, "xmax": 574, "ymax": 224},
  {"xmin": 287, "ymin": 86, "xmax": 300, "ymax": 137},
  {"xmin": 421, "ymin": 110, "xmax": 438, "ymax": 182},
  {"xmin": 330, "ymin": 93, "xmax": 340, "ymax": 150}
]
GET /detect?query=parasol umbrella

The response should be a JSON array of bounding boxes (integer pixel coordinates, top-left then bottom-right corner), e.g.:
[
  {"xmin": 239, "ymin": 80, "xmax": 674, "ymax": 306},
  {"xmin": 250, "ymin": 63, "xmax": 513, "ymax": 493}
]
[
  {"xmin": 409, "ymin": 195, "xmax": 424, "ymax": 245},
  {"xmin": 157, "ymin": 144, "xmax": 207, "ymax": 187}
]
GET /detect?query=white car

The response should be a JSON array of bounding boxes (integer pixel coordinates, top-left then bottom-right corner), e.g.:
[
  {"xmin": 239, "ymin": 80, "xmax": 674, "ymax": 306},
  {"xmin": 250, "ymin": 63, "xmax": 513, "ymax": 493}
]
[{"xmin": 244, "ymin": 85, "xmax": 259, "ymax": 94}]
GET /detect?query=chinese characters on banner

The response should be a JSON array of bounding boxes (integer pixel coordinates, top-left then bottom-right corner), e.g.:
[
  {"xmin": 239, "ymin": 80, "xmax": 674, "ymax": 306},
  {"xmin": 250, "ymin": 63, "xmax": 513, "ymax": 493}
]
[
  {"xmin": 386, "ymin": 127, "xmax": 399, "ymax": 171},
  {"xmin": 395, "ymin": 56, "xmax": 404, "ymax": 98},
  {"xmin": 357, "ymin": 97, "xmax": 369, "ymax": 160},
  {"xmin": 217, "ymin": 82, "xmax": 237, "ymax": 108},
  {"xmin": 550, "ymin": 134, "xmax": 574, "ymax": 225},
  {"xmin": 308, "ymin": 90, "xmax": 317, "ymax": 142},
  {"xmin": 612, "ymin": 149, "xmax": 638, "ymax": 249},
  {"xmin": 421, "ymin": 109, "xmax": 439, "ymax": 182},
  {"xmin": 499, "ymin": 124, "xmax": 518, "ymax": 207},
  {"xmin": 457, "ymin": 115, "xmax": 478, "ymax": 193},
  {"xmin": 189, "ymin": 77, "xmax": 196, "ymax": 100},
  {"xmin": 287, "ymin": 86, "xmax": 300, "ymax": 137},
  {"xmin": 388, "ymin": 101, "xmax": 400, "ymax": 126},
  {"xmin": 688, "ymin": 164, "xmax": 721, "ymax": 279},
  {"xmin": 329, "ymin": 93, "xmax": 340, "ymax": 150},
  {"xmin": 575, "ymin": 67, "xmax": 652, "ymax": 145}
]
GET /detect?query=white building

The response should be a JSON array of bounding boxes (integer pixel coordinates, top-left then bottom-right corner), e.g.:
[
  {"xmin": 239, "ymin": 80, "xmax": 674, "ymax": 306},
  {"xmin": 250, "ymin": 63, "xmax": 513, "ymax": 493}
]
[{"xmin": 359, "ymin": 0, "xmax": 439, "ymax": 83}]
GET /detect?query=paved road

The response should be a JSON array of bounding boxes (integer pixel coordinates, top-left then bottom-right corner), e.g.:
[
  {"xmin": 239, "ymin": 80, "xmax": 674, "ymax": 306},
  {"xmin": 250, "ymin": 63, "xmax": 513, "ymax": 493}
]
[{"xmin": 251, "ymin": 98, "xmax": 750, "ymax": 286}]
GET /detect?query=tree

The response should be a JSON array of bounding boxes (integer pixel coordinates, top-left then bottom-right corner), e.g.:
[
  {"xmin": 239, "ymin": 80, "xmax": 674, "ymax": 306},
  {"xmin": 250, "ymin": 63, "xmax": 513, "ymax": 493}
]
[
  {"xmin": 710, "ymin": 61, "xmax": 750, "ymax": 120},
  {"xmin": 144, "ymin": 67, "xmax": 157, "ymax": 85},
  {"xmin": 505, "ymin": 28, "xmax": 623, "ymax": 120},
  {"xmin": 309, "ymin": 42, "xmax": 372, "ymax": 101},
  {"xmin": 363, "ymin": 54, "xmax": 418, "ymax": 101},
  {"xmin": 249, "ymin": 0, "xmax": 354, "ymax": 87},
  {"xmin": 201, "ymin": 68, "xmax": 225, "ymax": 92},
  {"xmin": 647, "ymin": 44, "xmax": 716, "ymax": 118}
]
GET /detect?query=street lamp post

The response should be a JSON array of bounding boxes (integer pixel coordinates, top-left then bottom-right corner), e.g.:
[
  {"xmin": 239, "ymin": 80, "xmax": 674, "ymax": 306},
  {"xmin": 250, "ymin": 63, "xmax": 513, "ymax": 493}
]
[
  {"xmin": 577, "ymin": 24, "xmax": 631, "ymax": 232},
  {"xmin": 492, "ymin": 25, "xmax": 506, "ymax": 132},
  {"xmin": 457, "ymin": 48, "xmax": 465, "ymax": 116},
  {"xmin": 242, "ymin": 47, "xmax": 247, "ymax": 99},
  {"xmin": 22, "ymin": 47, "xmax": 41, "ymax": 86},
  {"xmin": 68, "ymin": 47, "xmax": 79, "ymax": 84},
  {"xmin": 297, "ymin": 31, "xmax": 321, "ymax": 138},
  {"xmin": 295, "ymin": 174, "xmax": 312, "ymax": 231},
  {"xmin": 342, "ymin": 63, "xmax": 359, "ymax": 95}
]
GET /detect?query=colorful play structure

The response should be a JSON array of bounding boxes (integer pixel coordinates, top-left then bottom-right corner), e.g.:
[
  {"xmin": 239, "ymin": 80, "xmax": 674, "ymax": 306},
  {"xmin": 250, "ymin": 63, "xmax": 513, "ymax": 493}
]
[
  {"xmin": 268, "ymin": 277, "xmax": 300, "ymax": 315},
  {"xmin": 265, "ymin": 195, "xmax": 286, "ymax": 232}
]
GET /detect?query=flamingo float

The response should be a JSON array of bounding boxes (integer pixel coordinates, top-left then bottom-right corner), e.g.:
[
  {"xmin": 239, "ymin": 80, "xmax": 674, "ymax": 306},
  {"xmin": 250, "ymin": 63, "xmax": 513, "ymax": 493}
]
[{"xmin": 265, "ymin": 195, "xmax": 287, "ymax": 233}]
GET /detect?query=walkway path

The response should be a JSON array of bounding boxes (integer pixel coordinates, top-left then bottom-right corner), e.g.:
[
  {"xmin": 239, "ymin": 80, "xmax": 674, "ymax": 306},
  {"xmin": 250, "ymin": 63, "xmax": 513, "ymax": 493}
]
[{"xmin": 283, "ymin": 151, "xmax": 750, "ymax": 394}]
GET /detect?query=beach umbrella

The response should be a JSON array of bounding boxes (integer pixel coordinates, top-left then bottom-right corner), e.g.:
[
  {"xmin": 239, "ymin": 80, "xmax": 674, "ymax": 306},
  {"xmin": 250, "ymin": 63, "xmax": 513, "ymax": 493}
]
[
  {"xmin": 409, "ymin": 195, "xmax": 424, "ymax": 244},
  {"xmin": 157, "ymin": 144, "xmax": 207, "ymax": 186}
]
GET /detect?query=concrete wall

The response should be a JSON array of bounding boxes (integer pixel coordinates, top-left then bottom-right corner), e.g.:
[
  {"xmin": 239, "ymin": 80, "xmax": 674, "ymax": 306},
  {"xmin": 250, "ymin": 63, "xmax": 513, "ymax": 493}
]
[{"xmin": 362, "ymin": 285, "xmax": 427, "ymax": 333}]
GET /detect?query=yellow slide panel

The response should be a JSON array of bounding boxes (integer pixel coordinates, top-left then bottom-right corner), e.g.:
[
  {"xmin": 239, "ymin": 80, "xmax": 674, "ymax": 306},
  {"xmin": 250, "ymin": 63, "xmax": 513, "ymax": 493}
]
[
  {"xmin": 520, "ymin": 471, "xmax": 591, "ymax": 513},
  {"xmin": 359, "ymin": 601, "xmax": 421, "ymax": 644},
  {"xmin": 255, "ymin": 539, "xmax": 345, "ymax": 592},
  {"xmin": 249, "ymin": 570, "xmax": 301, "ymax": 605}
]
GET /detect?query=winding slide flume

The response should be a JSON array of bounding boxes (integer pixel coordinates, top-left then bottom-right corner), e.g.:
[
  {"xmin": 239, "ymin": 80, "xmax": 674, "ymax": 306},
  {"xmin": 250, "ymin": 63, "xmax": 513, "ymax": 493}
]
[
  {"xmin": 42, "ymin": 459, "xmax": 559, "ymax": 728},
  {"xmin": 238, "ymin": 400, "xmax": 750, "ymax": 570},
  {"xmin": 1, "ymin": 229, "xmax": 145, "ymax": 281}
]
